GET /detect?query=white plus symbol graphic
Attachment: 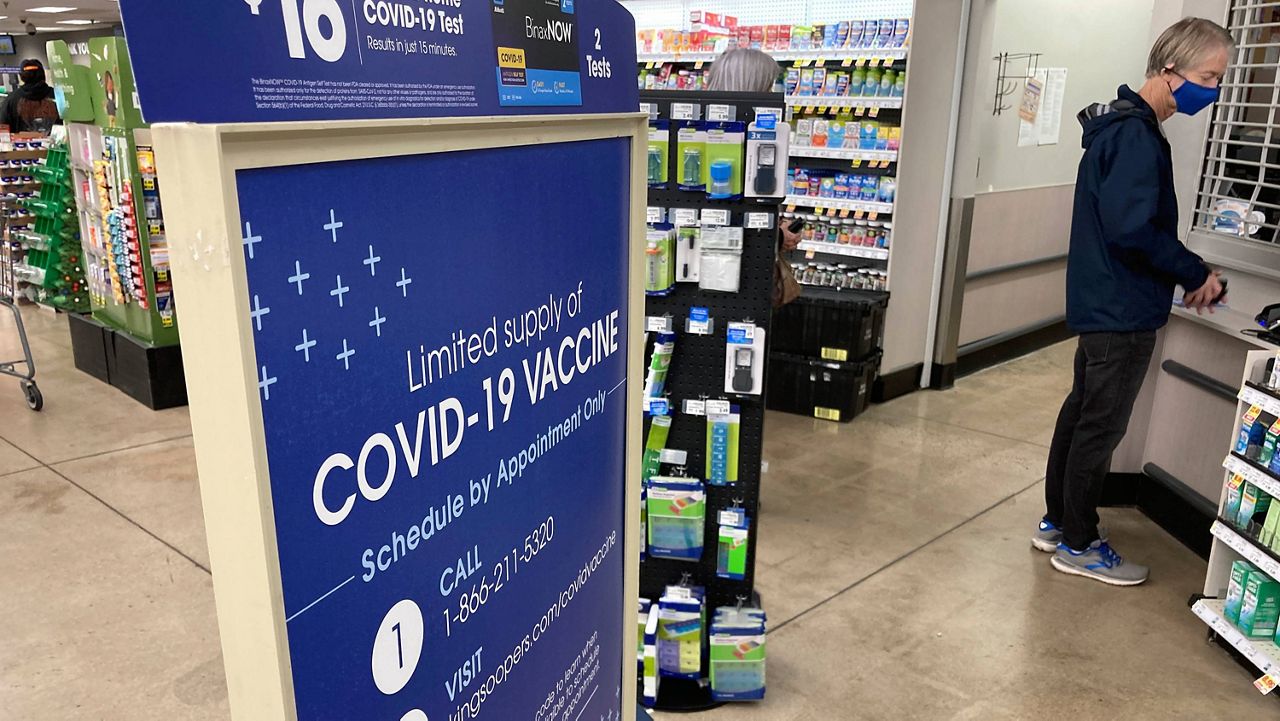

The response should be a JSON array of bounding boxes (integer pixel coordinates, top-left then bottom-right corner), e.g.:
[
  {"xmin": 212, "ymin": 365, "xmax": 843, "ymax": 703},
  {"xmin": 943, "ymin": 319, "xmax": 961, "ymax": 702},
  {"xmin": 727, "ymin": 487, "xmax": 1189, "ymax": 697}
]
[
  {"xmin": 369, "ymin": 306, "xmax": 387, "ymax": 337},
  {"xmin": 288, "ymin": 260, "xmax": 310, "ymax": 295},
  {"xmin": 336, "ymin": 339, "xmax": 356, "ymax": 370},
  {"xmin": 249, "ymin": 294, "xmax": 270, "ymax": 331},
  {"xmin": 324, "ymin": 209, "xmax": 344, "ymax": 243},
  {"xmin": 242, "ymin": 221, "xmax": 262, "ymax": 260},
  {"xmin": 330, "ymin": 275, "xmax": 350, "ymax": 307},
  {"xmin": 258, "ymin": 365, "xmax": 277, "ymax": 400},
  {"xmin": 363, "ymin": 245, "xmax": 382, "ymax": 276},
  {"xmin": 397, "ymin": 268, "xmax": 413, "ymax": 297},
  {"xmin": 295, "ymin": 328, "xmax": 317, "ymax": 362}
]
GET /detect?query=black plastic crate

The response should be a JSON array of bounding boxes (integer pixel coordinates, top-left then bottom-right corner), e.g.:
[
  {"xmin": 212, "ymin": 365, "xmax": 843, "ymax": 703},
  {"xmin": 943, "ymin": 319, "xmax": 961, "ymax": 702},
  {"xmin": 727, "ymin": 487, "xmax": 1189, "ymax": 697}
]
[
  {"xmin": 770, "ymin": 287, "xmax": 887, "ymax": 362},
  {"xmin": 766, "ymin": 351, "xmax": 881, "ymax": 422}
]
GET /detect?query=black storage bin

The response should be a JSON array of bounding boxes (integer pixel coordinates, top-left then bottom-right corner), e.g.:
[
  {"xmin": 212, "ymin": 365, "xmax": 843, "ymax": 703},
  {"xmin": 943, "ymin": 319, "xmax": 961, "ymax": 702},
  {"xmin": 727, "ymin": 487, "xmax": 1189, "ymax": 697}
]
[
  {"xmin": 770, "ymin": 287, "xmax": 887, "ymax": 362},
  {"xmin": 766, "ymin": 351, "xmax": 881, "ymax": 422}
]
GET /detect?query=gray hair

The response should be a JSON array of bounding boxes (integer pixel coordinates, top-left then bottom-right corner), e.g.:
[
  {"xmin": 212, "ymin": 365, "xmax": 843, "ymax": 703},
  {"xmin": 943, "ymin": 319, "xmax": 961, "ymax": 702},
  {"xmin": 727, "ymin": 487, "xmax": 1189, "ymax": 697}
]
[
  {"xmin": 1147, "ymin": 17, "xmax": 1233, "ymax": 77},
  {"xmin": 706, "ymin": 48, "xmax": 781, "ymax": 93}
]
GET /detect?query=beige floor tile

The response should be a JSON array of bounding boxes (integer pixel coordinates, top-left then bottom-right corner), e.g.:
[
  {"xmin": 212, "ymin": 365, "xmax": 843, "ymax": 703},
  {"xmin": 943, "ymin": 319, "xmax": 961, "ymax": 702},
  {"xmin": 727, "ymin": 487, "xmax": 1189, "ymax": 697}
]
[
  {"xmin": 0, "ymin": 467, "xmax": 227, "ymax": 719},
  {"xmin": 665, "ymin": 487, "xmax": 1277, "ymax": 721},
  {"xmin": 0, "ymin": 435, "xmax": 38, "ymax": 477},
  {"xmin": 0, "ymin": 311, "xmax": 191, "ymax": 464},
  {"xmin": 53, "ymin": 437, "xmax": 208, "ymax": 569}
]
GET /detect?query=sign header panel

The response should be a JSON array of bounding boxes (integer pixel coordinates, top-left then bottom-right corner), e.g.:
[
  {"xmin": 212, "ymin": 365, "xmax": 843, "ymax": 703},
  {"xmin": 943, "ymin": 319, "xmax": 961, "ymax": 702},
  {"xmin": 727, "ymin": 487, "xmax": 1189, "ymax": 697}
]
[
  {"xmin": 236, "ymin": 138, "xmax": 631, "ymax": 719},
  {"xmin": 115, "ymin": 0, "xmax": 636, "ymax": 123}
]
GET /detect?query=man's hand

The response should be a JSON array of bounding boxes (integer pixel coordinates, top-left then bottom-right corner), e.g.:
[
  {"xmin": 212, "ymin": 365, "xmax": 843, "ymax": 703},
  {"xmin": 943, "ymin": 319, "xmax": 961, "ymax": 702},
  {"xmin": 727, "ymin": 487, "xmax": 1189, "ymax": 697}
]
[
  {"xmin": 781, "ymin": 225, "xmax": 801, "ymax": 252},
  {"xmin": 1183, "ymin": 269, "xmax": 1224, "ymax": 315}
]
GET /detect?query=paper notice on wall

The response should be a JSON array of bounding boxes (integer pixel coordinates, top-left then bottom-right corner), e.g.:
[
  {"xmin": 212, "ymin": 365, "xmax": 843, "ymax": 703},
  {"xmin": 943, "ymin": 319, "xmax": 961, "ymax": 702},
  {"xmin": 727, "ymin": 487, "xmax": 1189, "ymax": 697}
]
[
  {"xmin": 1017, "ymin": 68, "xmax": 1068, "ymax": 147},
  {"xmin": 1018, "ymin": 75, "xmax": 1043, "ymax": 123}
]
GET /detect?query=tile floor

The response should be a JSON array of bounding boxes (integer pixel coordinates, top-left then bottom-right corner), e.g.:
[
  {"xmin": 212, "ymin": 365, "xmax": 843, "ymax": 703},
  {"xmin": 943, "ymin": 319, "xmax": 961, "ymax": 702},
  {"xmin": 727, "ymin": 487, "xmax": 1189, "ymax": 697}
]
[{"xmin": 0, "ymin": 309, "xmax": 1276, "ymax": 719}]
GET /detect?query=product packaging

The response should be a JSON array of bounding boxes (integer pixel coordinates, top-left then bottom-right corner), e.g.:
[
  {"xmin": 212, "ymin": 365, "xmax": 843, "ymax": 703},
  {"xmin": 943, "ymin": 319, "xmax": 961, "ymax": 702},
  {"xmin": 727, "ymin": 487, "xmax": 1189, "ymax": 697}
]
[
  {"xmin": 876, "ymin": 18, "xmax": 894, "ymax": 47},
  {"xmin": 699, "ymin": 226, "xmax": 744, "ymax": 293},
  {"xmin": 677, "ymin": 122, "xmax": 708, "ymax": 191},
  {"xmin": 1263, "ymin": 502, "xmax": 1280, "ymax": 548},
  {"xmin": 836, "ymin": 21, "xmax": 851, "ymax": 48},
  {"xmin": 812, "ymin": 68, "xmax": 827, "ymax": 97},
  {"xmin": 849, "ymin": 67, "xmax": 866, "ymax": 96},
  {"xmin": 657, "ymin": 584, "xmax": 706, "ymax": 677},
  {"xmin": 1226, "ymin": 474, "xmax": 1246, "ymax": 525},
  {"xmin": 647, "ymin": 477, "xmax": 706, "ymax": 562},
  {"xmin": 1239, "ymin": 572, "xmax": 1280, "ymax": 639},
  {"xmin": 878, "ymin": 176, "xmax": 897, "ymax": 203},
  {"xmin": 704, "ymin": 121, "xmax": 746, "ymax": 199},
  {"xmin": 1238, "ymin": 406, "xmax": 1263, "ymax": 454},
  {"xmin": 746, "ymin": 112, "xmax": 789, "ymax": 199},
  {"xmin": 1226, "ymin": 560, "xmax": 1258, "ymax": 623},
  {"xmin": 643, "ymin": 415, "xmax": 673, "ymax": 484},
  {"xmin": 860, "ymin": 20, "xmax": 879, "ymax": 49},
  {"xmin": 642, "ymin": 602, "xmax": 661, "ymax": 706},
  {"xmin": 709, "ymin": 606, "xmax": 767, "ymax": 702},
  {"xmin": 676, "ymin": 225, "xmax": 701, "ymax": 282},
  {"xmin": 645, "ymin": 227, "xmax": 676, "ymax": 296},
  {"xmin": 1262, "ymin": 418, "xmax": 1280, "ymax": 466},
  {"xmin": 848, "ymin": 21, "xmax": 865, "ymax": 49},
  {"xmin": 643, "ymin": 332, "xmax": 676, "ymax": 401},
  {"xmin": 785, "ymin": 68, "xmax": 800, "ymax": 95},
  {"xmin": 716, "ymin": 507, "xmax": 750, "ymax": 579},
  {"xmin": 860, "ymin": 120, "xmax": 879, "ymax": 150},
  {"xmin": 648, "ymin": 120, "xmax": 670, "ymax": 188},
  {"xmin": 725, "ymin": 322, "xmax": 766, "ymax": 396},
  {"xmin": 1249, "ymin": 413, "xmax": 1277, "ymax": 460},
  {"xmin": 893, "ymin": 18, "xmax": 911, "ymax": 47},
  {"xmin": 1238, "ymin": 483, "xmax": 1273, "ymax": 531},
  {"xmin": 706, "ymin": 410, "xmax": 741, "ymax": 486}
]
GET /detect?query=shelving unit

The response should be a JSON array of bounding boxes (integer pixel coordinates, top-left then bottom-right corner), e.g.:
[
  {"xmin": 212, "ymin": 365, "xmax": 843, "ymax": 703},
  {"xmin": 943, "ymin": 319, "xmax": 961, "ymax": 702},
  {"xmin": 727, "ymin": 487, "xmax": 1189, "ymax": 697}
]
[
  {"xmin": 640, "ymin": 48, "xmax": 907, "ymax": 64},
  {"xmin": 1197, "ymin": 349, "xmax": 1280, "ymax": 685},
  {"xmin": 784, "ymin": 195, "xmax": 894, "ymax": 215}
]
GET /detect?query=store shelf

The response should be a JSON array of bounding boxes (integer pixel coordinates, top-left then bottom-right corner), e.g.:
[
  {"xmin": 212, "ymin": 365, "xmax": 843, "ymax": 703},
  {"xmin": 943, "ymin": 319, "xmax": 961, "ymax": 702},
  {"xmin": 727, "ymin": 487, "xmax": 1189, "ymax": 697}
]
[
  {"xmin": 786, "ymin": 96, "xmax": 903, "ymax": 110},
  {"xmin": 1211, "ymin": 520, "xmax": 1280, "ymax": 581},
  {"xmin": 1192, "ymin": 598, "xmax": 1280, "ymax": 677},
  {"xmin": 638, "ymin": 49, "xmax": 908, "ymax": 64},
  {"xmin": 785, "ymin": 195, "xmax": 893, "ymax": 215},
  {"xmin": 1224, "ymin": 453, "xmax": 1280, "ymax": 500},
  {"xmin": 790, "ymin": 146, "xmax": 897, "ymax": 163},
  {"xmin": 796, "ymin": 241, "xmax": 889, "ymax": 260},
  {"xmin": 1241, "ymin": 382, "xmax": 1280, "ymax": 418}
]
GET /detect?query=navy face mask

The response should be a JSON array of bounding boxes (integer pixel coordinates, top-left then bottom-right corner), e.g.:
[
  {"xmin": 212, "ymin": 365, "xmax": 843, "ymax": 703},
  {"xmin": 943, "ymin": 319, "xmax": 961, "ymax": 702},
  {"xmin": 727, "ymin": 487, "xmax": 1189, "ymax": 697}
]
[{"xmin": 1170, "ymin": 70, "xmax": 1220, "ymax": 115}]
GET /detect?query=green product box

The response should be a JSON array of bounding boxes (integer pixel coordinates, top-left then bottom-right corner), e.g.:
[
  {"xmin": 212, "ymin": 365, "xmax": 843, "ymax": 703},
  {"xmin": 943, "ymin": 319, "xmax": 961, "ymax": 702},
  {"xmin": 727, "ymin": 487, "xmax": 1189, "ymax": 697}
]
[
  {"xmin": 1226, "ymin": 560, "xmax": 1258, "ymax": 624},
  {"xmin": 1263, "ymin": 419, "xmax": 1280, "ymax": 466},
  {"xmin": 1264, "ymin": 503, "xmax": 1280, "ymax": 549},
  {"xmin": 1239, "ymin": 573, "xmax": 1280, "ymax": 639},
  {"xmin": 676, "ymin": 124, "xmax": 707, "ymax": 190},
  {"xmin": 1238, "ymin": 483, "xmax": 1273, "ymax": 531}
]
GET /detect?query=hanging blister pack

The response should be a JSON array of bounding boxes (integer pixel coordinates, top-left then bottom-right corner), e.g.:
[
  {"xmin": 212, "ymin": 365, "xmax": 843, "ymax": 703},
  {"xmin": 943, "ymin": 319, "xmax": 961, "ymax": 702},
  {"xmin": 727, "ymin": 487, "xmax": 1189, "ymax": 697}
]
[
  {"xmin": 676, "ymin": 225, "xmax": 701, "ymax": 282},
  {"xmin": 646, "ymin": 226, "xmax": 676, "ymax": 296},
  {"xmin": 647, "ymin": 476, "xmax": 706, "ymax": 561},
  {"xmin": 658, "ymin": 584, "xmax": 707, "ymax": 679},
  {"xmin": 725, "ymin": 322, "xmax": 766, "ymax": 395},
  {"xmin": 717, "ymin": 507, "xmax": 750, "ymax": 580},
  {"xmin": 710, "ymin": 605, "xmax": 767, "ymax": 701},
  {"xmin": 642, "ymin": 601, "xmax": 661, "ymax": 706},
  {"xmin": 699, "ymin": 225, "xmax": 744, "ymax": 293},
  {"xmin": 706, "ymin": 410, "xmax": 741, "ymax": 485},
  {"xmin": 643, "ymin": 332, "xmax": 676, "ymax": 403}
]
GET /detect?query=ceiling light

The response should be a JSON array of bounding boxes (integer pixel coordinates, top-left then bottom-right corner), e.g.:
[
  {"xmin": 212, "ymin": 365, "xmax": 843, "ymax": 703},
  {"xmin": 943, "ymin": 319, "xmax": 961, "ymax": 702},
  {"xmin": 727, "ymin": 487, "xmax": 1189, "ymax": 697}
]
[
  {"xmin": 27, "ymin": 7, "xmax": 79, "ymax": 13},
  {"xmin": 56, "ymin": 19, "xmax": 93, "ymax": 24},
  {"xmin": 35, "ymin": 26, "xmax": 70, "ymax": 31}
]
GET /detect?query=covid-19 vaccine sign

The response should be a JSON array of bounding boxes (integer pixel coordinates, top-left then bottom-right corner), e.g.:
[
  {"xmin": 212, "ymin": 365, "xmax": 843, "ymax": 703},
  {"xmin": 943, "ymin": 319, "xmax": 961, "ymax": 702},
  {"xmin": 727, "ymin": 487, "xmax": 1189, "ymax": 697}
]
[
  {"xmin": 237, "ymin": 139, "xmax": 630, "ymax": 720},
  {"xmin": 116, "ymin": 2, "xmax": 640, "ymax": 719}
]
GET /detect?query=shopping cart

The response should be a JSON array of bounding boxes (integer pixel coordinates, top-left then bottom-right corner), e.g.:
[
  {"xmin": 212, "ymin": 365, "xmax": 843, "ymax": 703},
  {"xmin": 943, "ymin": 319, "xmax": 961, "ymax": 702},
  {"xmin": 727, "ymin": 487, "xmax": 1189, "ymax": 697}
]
[{"xmin": 0, "ymin": 198, "xmax": 44, "ymax": 411}]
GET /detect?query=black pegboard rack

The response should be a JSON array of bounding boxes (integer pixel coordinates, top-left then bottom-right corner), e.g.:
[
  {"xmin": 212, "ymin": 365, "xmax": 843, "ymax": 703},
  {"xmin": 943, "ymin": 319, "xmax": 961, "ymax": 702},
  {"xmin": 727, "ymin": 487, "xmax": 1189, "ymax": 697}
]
[{"xmin": 639, "ymin": 90, "xmax": 782, "ymax": 712}]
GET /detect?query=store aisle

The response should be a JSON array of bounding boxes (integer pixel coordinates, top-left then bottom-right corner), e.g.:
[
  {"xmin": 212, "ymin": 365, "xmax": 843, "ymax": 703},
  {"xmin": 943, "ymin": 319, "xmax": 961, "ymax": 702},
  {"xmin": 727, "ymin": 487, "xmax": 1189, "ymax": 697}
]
[{"xmin": 1, "ymin": 312, "xmax": 1274, "ymax": 718}]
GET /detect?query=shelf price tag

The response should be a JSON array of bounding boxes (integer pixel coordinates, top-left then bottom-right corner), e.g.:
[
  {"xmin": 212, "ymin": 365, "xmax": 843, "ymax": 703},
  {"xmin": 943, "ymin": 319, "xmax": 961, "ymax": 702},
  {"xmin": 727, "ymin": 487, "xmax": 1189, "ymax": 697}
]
[
  {"xmin": 869, "ymin": 212, "xmax": 880, "ymax": 221},
  {"xmin": 701, "ymin": 208, "xmax": 731, "ymax": 226},
  {"xmin": 805, "ymin": 249, "xmax": 816, "ymax": 259},
  {"xmin": 785, "ymin": 204, "xmax": 797, "ymax": 213},
  {"xmin": 706, "ymin": 104, "xmax": 734, "ymax": 122},
  {"xmin": 672, "ymin": 208, "xmax": 699, "ymax": 226},
  {"xmin": 841, "ymin": 57, "xmax": 854, "ymax": 67},
  {"xmin": 817, "ymin": 57, "xmax": 827, "ymax": 67},
  {"xmin": 646, "ymin": 398, "xmax": 670, "ymax": 416},
  {"xmin": 659, "ymin": 448, "xmax": 689, "ymax": 465},
  {"xmin": 855, "ymin": 106, "xmax": 866, "ymax": 117},
  {"xmin": 671, "ymin": 103, "xmax": 698, "ymax": 121},
  {"xmin": 1260, "ymin": 675, "xmax": 1280, "ymax": 695},
  {"xmin": 869, "ymin": 106, "xmax": 880, "ymax": 118},
  {"xmin": 682, "ymin": 399, "xmax": 707, "ymax": 416},
  {"xmin": 851, "ymin": 159, "xmax": 863, "ymax": 168},
  {"xmin": 647, "ymin": 206, "xmax": 665, "ymax": 224},
  {"xmin": 855, "ymin": 58, "xmax": 868, "ymax": 67},
  {"xmin": 854, "ymin": 210, "xmax": 866, "ymax": 219},
  {"xmin": 745, "ymin": 212, "xmax": 773, "ymax": 229},
  {"xmin": 695, "ymin": 61, "xmax": 705, "ymax": 69},
  {"xmin": 707, "ymin": 400, "xmax": 732, "ymax": 415},
  {"xmin": 687, "ymin": 306, "xmax": 713, "ymax": 335},
  {"xmin": 646, "ymin": 315, "xmax": 674, "ymax": 333},
  {"xmin": 839, "ymin": 209, "xmax": 851, "ymax": 218}
]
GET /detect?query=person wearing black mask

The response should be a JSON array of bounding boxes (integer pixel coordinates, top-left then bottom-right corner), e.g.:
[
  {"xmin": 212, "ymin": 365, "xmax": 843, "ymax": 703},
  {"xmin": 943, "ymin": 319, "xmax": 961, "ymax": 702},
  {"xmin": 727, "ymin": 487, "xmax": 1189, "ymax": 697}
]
[{"xmin": 2, "ymin": 59, "xmax": 60, "ymax": 134}]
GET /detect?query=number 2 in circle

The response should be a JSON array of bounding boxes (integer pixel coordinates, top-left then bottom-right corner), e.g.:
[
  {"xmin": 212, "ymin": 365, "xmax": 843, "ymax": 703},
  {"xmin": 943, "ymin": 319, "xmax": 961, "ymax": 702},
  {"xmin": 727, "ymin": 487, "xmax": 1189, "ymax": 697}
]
[{"xmin": 595, "ymin": 28, "xmax": 602, "ymax": 50}]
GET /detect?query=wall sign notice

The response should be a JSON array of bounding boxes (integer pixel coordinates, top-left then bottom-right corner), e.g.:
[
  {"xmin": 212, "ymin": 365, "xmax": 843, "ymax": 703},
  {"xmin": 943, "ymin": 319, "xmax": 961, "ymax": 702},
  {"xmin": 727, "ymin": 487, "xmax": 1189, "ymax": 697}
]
[
  {"xmin": 115, "ymin": 0, "xmax": 635, "ymax": 123},
  {"xmin": 235, "ymin": 139, "xmax": 630, "ymax": 719}
]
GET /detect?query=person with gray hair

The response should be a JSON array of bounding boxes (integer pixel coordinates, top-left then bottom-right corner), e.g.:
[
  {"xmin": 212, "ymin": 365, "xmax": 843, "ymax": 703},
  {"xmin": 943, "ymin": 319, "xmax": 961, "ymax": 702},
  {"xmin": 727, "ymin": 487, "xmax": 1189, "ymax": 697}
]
[
  {"xmin": 706, "ymin": 47, "xmax": 781, "ymax": 94},
  {"xmin": 1032, "ymin": 17, "xmax": 1231, "ymax": 586}
]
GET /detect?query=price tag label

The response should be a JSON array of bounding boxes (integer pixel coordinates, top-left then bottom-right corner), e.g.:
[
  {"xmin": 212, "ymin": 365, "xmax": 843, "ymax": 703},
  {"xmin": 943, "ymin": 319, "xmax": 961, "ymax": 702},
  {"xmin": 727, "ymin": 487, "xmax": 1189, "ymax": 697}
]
[
  {"xmin": 855, "ymin": 210, "xmax": 866, "ymax": 219},
  {"xmin": 745, "ymin": 212, "xmax": 773, "ymax": 229},
  {"xmin": 707, "ymin": 400, "xmax": 732, "ymax": 415},
  {"xmin": 669, "ymin": 586, "xmax": 693, "ymax": 600},
  {"xmin": 826, "ymin": 207, "xmax": 838, "ymax": 218},
  {"xmin": 694, "ymin": 60, "xmax": 705, "ymax": 69},
  {"xmin": 682, "ymin": 399, "xmax": 707, "ymax": 416},
  {"xmin": 646, "ymin": 316, "xmax": 674, "ymax": 333},
  {"xmin": 839, "ymin": 209, "xmax": 851, "ymax": 218},
  {"xmin": 706, "ymin": 104, "xmax": 734, "ymax": 122},
  {"xmin": 855, "ymin": 106, "xmax": 866, "ymax": 117},
  {"xmin": 792, "ymin": 60, "xmax": 804, "ymax": 68},
  {"xmin": 817, "ymin": 57, "xmax": 827, "ymax": 67},
  {"xmin": 646, "ymin": 398, "xmax": 670, "ymax": 416},
  {"xmin": 785, "ymin": 204, "xmax": 797, "ymax": 213},
  {"xmin": 687, "ymin": 307, "xmax": 712, "ymax": 335},
  {"xmin": 869, "ymin": 106, "xmax": 880, "ymax": 118},
  {"xmin": 701, "ymin": 208, "xmax": 731, "ymax": 226},
  {"xmin": 855, "ymin": 58, "xmax": 867, "ymax": 67},
  {"xmin": 659, "ymin": 448, "xmax": 689, "ymax": 465},
  {"xmin": 718, "ymin": 509, "xmax": 746, "ymax": 527},
  {"xmin": 672, "ymin": 208, "xmax": 698, "ymax": 226},
  {"xmin": 647, "ymin": 206, "xmax": 665, "ymax": 224},
  {"xmin": 841, "ymin": 57, "xmax": 854, "ymax": 67},
  {"xmin": 869, "ymin": 211, "xmax": 880, "ymax": 221},
  {"xmin": 851, "ymin": 159, "xmax": 863, "ymax": 168},
  {"xmin": 671, "ymin": 103, "xmax": 697, "ymax": 121},
  {"xmin": 805, "ymin": 249, "xmax": 816, "ymax": 259},
  {"xmin": 1257, "ymin": 675, "xmax": 1278, "ymax": 695},
  {"xmin": 646, "ymin": 61, "xmax": 657, "ymax": 69}
]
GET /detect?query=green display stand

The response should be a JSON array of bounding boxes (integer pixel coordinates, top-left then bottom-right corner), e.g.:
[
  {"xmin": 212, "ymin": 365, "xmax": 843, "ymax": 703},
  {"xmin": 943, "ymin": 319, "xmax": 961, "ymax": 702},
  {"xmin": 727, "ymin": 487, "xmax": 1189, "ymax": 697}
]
[
  {"xmin": 46, "ymin": 40, "xmax": 95, "ymax": 123},
  {"xmin": 18, "ymin": 143, "xmax": 91, "ymax": 313},
  {"xmin": 88, "ymin": 36, "xmax": 146, "ymax": 130}
]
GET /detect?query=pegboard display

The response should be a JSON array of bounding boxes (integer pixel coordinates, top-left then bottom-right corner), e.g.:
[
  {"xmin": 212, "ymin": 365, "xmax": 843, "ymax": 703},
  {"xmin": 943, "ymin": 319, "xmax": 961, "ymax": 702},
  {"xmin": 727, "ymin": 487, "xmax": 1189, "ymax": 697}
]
[
  {"xmin": 639, "ymin": 89, "xmax": 781, "ymax": 711},
  {"xmin": 623, "ymin": 0, "xmax": 915, "ymax": 29}
]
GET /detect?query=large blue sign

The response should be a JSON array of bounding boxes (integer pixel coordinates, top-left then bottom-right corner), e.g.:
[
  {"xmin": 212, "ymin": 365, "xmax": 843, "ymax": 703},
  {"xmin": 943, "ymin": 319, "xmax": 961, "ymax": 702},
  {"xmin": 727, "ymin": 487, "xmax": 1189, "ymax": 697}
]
[
  {"xmin": 236, "ymin": 138, "xmax": 631, "ymax": 719},
  {"xmin": 116, "ymin": 0, "xmax": 637, "ymax": 123}
]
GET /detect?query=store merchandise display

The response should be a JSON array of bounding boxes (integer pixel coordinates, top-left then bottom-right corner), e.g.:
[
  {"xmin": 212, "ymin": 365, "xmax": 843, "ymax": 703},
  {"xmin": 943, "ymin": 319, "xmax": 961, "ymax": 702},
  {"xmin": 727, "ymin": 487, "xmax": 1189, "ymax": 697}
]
[
  {"xmin": 638, "ymin": 89, "xmax": 779, "ymax": 710},
  {"xmin": 636, "ymin": 12, "xmax": 910, "ymax": 58},
  {"xmin": 14, "ymin": 137, "xmax": 91, "ymax": 312},
  {"xmin": 2, "ymin": 136, "xmax": 48, "ymax": 303}
]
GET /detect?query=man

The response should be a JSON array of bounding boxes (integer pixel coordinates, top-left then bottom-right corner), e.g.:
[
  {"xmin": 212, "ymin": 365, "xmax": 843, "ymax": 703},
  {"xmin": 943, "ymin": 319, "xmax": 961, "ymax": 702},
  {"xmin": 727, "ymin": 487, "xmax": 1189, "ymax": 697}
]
[
  {"xmin": 1032, "ymin": 18, "xmax": 1231, "ymax": 586},
  {"xmin": 1, "ymin": 59, "xmax": 60, "ymax": 135}
]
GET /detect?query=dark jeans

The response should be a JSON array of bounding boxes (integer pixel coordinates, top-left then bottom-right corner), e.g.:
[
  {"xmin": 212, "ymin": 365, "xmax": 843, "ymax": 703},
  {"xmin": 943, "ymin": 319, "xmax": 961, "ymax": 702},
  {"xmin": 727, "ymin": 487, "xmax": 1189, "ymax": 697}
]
[{"xmin": 1045, "ymin": 331, "xmax": 1157, "ymax": 550}]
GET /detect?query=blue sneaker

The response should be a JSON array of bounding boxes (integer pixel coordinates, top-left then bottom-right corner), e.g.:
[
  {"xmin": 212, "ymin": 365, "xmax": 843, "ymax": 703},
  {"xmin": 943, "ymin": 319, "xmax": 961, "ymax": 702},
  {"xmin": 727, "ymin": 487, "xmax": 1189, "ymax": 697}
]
[
  {"xmin": 1031, "ymin": 519, "xmax": 1108, "ymax": 553},
  {"xmin": 1050, "ymin": 540, "xmax": 1149, "ymax": 586}
]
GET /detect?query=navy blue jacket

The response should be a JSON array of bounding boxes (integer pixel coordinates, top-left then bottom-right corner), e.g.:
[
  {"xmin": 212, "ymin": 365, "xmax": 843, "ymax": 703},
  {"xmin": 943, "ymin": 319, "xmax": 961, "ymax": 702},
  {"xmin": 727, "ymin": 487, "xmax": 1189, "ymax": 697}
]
[{"xmin": 1066, "ymin": 85, "xmax": 1209, "ymax": 333}]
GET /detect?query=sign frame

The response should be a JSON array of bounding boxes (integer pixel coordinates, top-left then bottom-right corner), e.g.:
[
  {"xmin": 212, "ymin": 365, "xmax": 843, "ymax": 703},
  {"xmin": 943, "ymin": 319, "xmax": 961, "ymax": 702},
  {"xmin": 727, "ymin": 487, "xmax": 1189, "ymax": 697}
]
[{"xmin": 151, "ymin": 113, "xmax": 646, "ymax": 720}]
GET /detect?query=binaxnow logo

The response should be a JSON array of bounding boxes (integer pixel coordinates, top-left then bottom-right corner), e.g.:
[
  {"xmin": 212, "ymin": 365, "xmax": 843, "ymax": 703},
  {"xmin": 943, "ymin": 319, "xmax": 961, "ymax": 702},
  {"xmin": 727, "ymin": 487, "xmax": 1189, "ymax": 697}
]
[{"xmin": 525, "ymin": 15, "xmax": 573, "ymax": 42}]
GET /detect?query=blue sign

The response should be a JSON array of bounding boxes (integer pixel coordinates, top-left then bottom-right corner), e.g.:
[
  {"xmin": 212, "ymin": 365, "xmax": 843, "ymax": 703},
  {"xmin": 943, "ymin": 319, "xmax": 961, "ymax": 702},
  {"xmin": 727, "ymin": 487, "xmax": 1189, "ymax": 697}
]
[
  {"xmin": 236, "ymin": 138, "xmax": 631, "ymax": 719},
  {"xmin": 116, "ymin": 0, "xmax": 636, "ymax": 123}
]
